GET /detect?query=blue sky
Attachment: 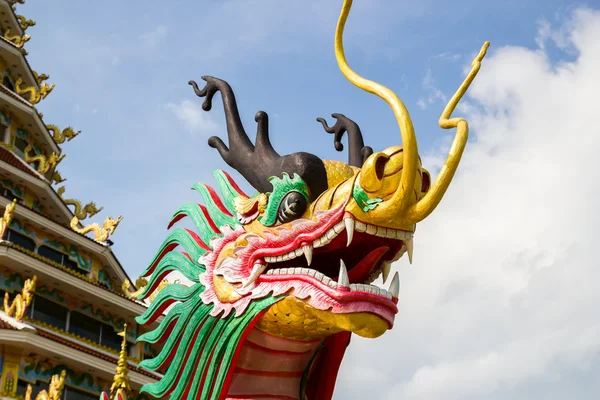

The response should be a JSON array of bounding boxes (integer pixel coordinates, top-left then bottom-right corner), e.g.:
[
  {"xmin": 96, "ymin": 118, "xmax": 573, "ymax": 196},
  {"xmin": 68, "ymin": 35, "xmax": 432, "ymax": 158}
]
[{"xmin": 18, "ymin": 0, "xmax": 600, "ymax": 399}]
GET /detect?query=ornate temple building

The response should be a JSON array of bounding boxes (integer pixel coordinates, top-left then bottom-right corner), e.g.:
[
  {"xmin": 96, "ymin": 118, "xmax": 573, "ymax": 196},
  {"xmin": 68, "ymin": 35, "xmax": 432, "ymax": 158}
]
[{"xmin": 0, "ymin": 1, "xmax": 161, "ymax": 399}]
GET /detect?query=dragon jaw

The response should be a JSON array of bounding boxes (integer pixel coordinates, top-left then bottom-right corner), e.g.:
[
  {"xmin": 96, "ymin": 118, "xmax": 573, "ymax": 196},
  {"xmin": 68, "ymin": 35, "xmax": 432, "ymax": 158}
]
[{"xmin": 199, "ymin": 161, "xmax": 421, "ymax": 340}]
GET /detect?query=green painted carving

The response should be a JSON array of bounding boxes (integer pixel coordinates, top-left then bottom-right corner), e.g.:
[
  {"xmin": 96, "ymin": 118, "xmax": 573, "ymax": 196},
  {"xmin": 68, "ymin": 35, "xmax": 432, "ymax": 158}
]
[
  {"xmin": 0, "ymin": 269, "xmax": 25, "ymax": 291},
  {"xmin": 0, "ymin": 179, "xmax": 23, "ymax": 198},
  {"xmin": 35, "ymin": 285, "xmax": 66, "ymax": 304},
  {"xmin": 15, "ymin": 128, "xmax": 27, "ymax": 140},
  {"xmin": 9, "ymin": 218, "xmax": 35, "ymax": 237},
  {"xmin": 0, "ymin": 110, "xmax": 9, "ymax": 127},
  {"xmin": 96, "ymin": 268, "xmax": 113, "ymax": 290},
  {"xmin": 32, "ymin": 199, "xmax": 43, "ymax": 213},
  {"xmin": 42, "ymin": 238, "xmax": 92, "ymax": 272},
  {"xmin": 78, "ymin": 303, "xmax": 133, "ymax": 338}
]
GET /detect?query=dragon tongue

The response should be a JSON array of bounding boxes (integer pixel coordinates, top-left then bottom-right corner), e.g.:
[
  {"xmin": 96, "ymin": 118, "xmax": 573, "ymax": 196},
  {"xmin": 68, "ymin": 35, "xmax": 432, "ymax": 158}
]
[{"xmin": 345, "ymin": 246, "xmax": 389, "ymax": 283}]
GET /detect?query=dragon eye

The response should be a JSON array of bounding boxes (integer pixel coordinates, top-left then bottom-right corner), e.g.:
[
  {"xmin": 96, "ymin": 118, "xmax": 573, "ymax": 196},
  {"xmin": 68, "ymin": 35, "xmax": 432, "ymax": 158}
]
[{"xmin": 276, "ymin": 191, "xmax": 308, "ymax": 223}]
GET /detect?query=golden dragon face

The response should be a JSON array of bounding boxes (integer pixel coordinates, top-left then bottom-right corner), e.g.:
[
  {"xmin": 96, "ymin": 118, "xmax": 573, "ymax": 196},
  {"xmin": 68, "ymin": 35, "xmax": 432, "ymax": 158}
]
[{"xmin": 179, "ymin": 0, "xmax": 489, "ymax": 340}]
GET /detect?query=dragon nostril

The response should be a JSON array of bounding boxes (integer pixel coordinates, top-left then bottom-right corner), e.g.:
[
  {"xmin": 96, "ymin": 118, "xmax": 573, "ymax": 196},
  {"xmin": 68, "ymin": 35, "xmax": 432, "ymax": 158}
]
[{"xmin": 375, "ymin": 157, "xmax": 387, "ymax": 181}]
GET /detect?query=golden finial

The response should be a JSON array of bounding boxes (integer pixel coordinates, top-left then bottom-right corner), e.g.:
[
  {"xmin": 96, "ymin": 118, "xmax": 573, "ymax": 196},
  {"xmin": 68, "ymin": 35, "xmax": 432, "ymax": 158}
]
[
  {"xmin": 110, "ymin": 324, "xmax": 132, "ymax": 399},
  {"xmin": 25, "ymin": 370, "xmax": 66, "ymax": 400},
  {"xmin": 0, "ymin": 199, "xmax": 16, "ymax": 240},
  {"xmin": 4, "ymin": 275, "xmax": 36, "ymax": 321}
]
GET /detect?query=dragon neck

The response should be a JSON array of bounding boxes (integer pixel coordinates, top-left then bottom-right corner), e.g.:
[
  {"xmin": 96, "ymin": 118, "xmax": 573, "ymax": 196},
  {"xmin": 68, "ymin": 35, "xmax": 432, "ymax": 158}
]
[{"xmin": 225, "ymin": 327, "xmax": 323, "ymax": 400}]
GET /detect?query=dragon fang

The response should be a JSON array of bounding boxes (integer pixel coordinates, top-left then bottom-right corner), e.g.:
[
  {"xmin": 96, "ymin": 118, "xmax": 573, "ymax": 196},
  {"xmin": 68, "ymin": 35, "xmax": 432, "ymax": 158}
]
[{"xmin": 135, "ymin": 0, "xmax": 489, "ymax": 399}]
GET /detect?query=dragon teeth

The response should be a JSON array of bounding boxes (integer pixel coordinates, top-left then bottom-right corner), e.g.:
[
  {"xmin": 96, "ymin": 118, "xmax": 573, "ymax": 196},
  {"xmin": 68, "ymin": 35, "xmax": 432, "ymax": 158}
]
[
  {"xmin": 302, "ymin": 245, "xmax": 313, "ymax": 266},
  {"xmin": 263, "ymin": 266, "xmax": 396, "ymax": 300},
  {"xmin": 366, "ymin": 224, "xmax": 377, "ymax": 235},
  {"xmin": 405, "ymin": 238, "xmax": 414, "ymax": 264},
  {"xmin": 344, "ymin": 217, "xmax": 355, "ymax": 247},
  {"xmin": 382, "ymin": 262, "xmax": 392, "ymax": 284},
  {"xmin": 338, "ymin": 259, "xmax": 349, "ymax": 288},
  {"xmin": 242, "ymin": 262, "xmax": 267, "ymax": 287},
  {"xmin": 355, "ymin": 221, "xmax": 367, "ymax": 232},
  {"xmin": 389, "ymin": 271, "xmax": 400, "ymax": 298}
]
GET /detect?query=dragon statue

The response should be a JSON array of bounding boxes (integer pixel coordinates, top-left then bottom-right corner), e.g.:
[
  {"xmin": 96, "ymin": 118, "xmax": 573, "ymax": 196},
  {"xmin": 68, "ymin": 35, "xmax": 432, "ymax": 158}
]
[
  {"xmin": 15, "ymin": 78, "xmax": 55, "ymax": 105},
  {"xmin": 46, "ymin": 124, "xmax": 80, "ymax": 144},
  {"xmin": 51, "ymin": 170, "xmax": 66, "ymax": 185},
  {"xmin": 3, "ymin": 29, "xmax": 29, "ymax": 48},
  {"xmin": 57, "ymin": 186, "xmax": 103, "ymax": 220},
  {"xmin": 25, "ymin": 370, "xmax": 66, "ymax": 400},
  {"xmin": 122, "ymin": 277, "xmax": 172, "ymax": 302},
  {"xmin": 0, "ymin": 199, "xmax": 16, "ymax": 240},
  {"xmin": 16, "ymin": 15, "xmax": 36, "ymax": 31},
  {"xmin": 3, "ymin": 275, "xmax": 36, "ymax": 321},
  {"xmin": 134, "ymin": 1, "xmax": 489, "ymax": 398},
  {"xmin": 32, "ymin": 70, "xmax": 49, "ymax": 85},
  {"xmin": 70, "ymin": 215, "xmax": 123, "ymax": 243},
  {"xmin": 24, "ymin": 144, "xmax": 64, "ymax": 174}
]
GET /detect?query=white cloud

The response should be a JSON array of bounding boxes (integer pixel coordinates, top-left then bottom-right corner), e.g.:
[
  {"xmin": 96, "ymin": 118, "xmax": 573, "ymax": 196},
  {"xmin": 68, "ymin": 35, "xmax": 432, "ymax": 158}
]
[
  {"xmin": 417, "ymin": 68, "xmax": 447, "ymax": 110},
  {"xmin": 434, "ymin": 51, "xmax": 461, "ymax": 61},
  {"xmin": 167, "ymin": 100, "xmax": 219, "ymax": 134},
  {"xmin": 336, "ymin": 8, "xmax": 600, "ymax": 400},
  {"xmin": 139, "ymin": 24, "xmax": 168, "ymax": 49}
]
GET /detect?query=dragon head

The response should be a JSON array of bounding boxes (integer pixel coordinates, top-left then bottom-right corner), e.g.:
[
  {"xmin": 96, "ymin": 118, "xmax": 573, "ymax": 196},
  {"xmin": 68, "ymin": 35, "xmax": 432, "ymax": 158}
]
[
  {"xmin": 103, "ymin": 216, "xmax": 123, "ymax": 234},
  {"xmin": 135, "ymin": 1, "xmax": 488, "ymax": 398}
]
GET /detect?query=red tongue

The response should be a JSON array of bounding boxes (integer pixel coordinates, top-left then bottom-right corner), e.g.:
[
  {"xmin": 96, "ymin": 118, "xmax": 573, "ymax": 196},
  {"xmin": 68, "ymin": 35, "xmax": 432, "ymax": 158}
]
[{"xmin": 342, "ymin": 246, "xmax": 389, "ymax": 284}]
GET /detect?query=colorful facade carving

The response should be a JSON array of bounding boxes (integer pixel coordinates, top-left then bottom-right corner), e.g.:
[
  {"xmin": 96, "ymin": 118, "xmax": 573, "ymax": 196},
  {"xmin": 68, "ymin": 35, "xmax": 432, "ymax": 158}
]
[{"xmin": 0, "ymin": 3, "xmax": 158, "ymax": 399}]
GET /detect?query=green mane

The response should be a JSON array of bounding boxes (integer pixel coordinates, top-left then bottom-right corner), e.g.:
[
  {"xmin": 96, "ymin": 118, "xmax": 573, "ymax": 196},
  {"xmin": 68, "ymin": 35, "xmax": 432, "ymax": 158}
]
[{"xmin": 135, "ymin": 170, "xmax": 282, "ymax": 400}]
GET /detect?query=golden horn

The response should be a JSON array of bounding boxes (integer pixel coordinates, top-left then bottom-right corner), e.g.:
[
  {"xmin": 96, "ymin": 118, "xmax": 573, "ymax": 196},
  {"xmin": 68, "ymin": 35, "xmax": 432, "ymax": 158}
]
[
  {"xmin": 407, "ymin": 41, "xmax": 490, "ymax": 223},
  {"xmin": 334, "ymin": 0, "xmax": 418, "ymax": 212}
]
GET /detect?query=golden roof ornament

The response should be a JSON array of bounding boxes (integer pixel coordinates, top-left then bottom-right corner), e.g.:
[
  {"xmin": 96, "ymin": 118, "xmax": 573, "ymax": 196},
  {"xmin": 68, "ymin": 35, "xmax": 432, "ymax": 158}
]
[
  {"xmin": 25, "ymin": 370, "xmax": 66, "ymax": 400},
  {"xmin": 122, "ymin": 277, "xmax": 148, "ymax": 299},
  {"xmin": 109, "ymin": 324, "xmax": 133, "ymax": 400},
  {"xmin": 15, "ymin": 78, "xmax": 55, "ymax": 105},
  {"xmin": 51, "ymin": 170, "xmax": 66, "ymax": 185},
  {"xmin": 46, "ymin": 124, "xmax": 80, "ymax": 144},
  {"xmin": 0, "ymin": 199, "xmax": 16, "ymax": 240},
  {"xmin": 16, "ymin": 15, "xmax": 36, "ymax": 30},
  {"xmin": 57, "ymin": 186, "xmax": 103, "ymax": 220},
  {"xmin": 70, "ymin": 215, "xmax": 123, "ymax": 244},
  {"xmin": 3, "ymin": 29, "xmax": 30, "ymax": 48},
  {"xmin": 32, "ymin": 71, "xmax": 49, "ymax": 85},
  {"xmin": 4, "ymin": 275, "xmax": 36, "ymax": 321},
  {"xmin": 122, "ymin": 277, "xmax": 173, "ymax": 302},
  {"xmin": 24, "ymin": 144, "xmax": 65, "ymax": 174}
]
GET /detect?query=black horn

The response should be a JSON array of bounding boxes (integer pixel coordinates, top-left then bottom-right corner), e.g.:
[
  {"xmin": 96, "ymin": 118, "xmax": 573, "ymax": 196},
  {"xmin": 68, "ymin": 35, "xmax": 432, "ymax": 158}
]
[
  {"xmin": 189, "ymin": 76, "xmax": 328, "ymax": 199},
  {"xmin": 316, "ymin": 113, "xmax": 373, "ymax": 167}
]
